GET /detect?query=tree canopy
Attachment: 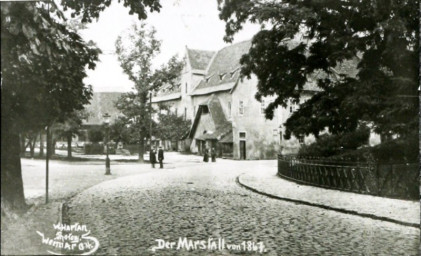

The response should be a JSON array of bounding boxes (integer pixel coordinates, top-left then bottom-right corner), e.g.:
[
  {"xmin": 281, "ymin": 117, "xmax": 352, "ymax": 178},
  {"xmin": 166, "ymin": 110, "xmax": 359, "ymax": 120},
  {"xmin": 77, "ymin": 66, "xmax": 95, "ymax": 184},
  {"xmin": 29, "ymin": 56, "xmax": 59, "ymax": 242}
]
[
  {"xmin": 218, "ymin": 0, "xmax": 419, "ymax": 142},
  {"xmin": 2, "ymin": 2, "xmax": 100, "ymax": 133},
  {"xmin": 155, "ymin": 106, "xmax": 192, "ymax": 141},
  {"xmin": 61, "ymin": 0, "xmax": 161, "ymax": 22},
  {"xmin": 115, "ymin": 23, "xmax": 184, "ymax": 161},
  {"xmin": 1, "ymin": 0, "xmax": 162, "ymax": 211}
]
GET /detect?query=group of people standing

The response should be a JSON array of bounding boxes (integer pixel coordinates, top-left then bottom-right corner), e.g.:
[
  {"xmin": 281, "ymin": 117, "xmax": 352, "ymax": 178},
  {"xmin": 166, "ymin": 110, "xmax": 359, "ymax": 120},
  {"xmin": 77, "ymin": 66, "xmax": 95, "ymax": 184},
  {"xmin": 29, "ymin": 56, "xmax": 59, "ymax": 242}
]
[
  {"xmin": 150, "ymin": 146, "xmax": 164, "ymax": 168},
  {"xmin": 149, "ymin": 146, "xmax": 217, "ymax": 168},
  {"xmin": 203, "ymin": 147, "xmax": 216, "ymax": 162}
]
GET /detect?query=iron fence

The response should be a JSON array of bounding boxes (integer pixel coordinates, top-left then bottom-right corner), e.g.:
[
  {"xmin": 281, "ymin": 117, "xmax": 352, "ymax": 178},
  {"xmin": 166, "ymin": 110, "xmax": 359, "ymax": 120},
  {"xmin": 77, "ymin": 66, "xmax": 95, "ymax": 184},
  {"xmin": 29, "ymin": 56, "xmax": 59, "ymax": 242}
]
[{"xmin": 278, "ymin": 155, "xmax": 419, "ymax": 200}]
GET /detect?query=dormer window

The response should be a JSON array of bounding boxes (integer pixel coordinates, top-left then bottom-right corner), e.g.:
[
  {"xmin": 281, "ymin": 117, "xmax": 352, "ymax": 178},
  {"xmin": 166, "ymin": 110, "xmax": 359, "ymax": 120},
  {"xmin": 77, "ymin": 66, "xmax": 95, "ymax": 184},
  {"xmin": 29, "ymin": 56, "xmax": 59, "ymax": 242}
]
[
  {"xmin": 230, "ymin": 68, "xmax": 239, "ymax": 78},
  {"xmin": 205, "ymin": 75, "xmax": 213, "ymax": 83},
  {"xmin": 219, "ymin": 73, "xmax": 226, "ymax": 80}
]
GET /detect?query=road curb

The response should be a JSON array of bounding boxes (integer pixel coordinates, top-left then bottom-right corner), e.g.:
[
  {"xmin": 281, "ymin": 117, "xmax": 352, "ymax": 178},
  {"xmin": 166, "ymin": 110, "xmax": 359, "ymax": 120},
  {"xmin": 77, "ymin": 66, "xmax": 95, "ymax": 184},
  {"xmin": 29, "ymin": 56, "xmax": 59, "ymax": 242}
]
[{"xmin": 236, "ymin": 174, "xmax": 419, "ymax": 228}]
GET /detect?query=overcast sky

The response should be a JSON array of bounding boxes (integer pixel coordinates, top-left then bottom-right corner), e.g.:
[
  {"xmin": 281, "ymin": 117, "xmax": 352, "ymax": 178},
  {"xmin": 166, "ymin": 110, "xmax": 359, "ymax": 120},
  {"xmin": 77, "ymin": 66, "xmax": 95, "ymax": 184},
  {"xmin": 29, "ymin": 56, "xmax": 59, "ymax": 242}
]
[{"xmin": 80, "ymin": 0, "xmax": 260, "ymax": 92}]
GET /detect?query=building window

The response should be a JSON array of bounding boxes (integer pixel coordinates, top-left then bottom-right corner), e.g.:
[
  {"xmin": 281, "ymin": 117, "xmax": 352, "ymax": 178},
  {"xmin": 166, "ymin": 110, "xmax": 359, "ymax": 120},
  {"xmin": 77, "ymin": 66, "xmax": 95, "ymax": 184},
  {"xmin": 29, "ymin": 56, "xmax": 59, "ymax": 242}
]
[
  {"xmin": 239, "ymin": 100, "xmax": 244, "ymax": 115},
  {"xmin": 230, "ymin": 68, "xmax": 238, "ymax": 78},
  {"xmin": 289, "ymin": 98, "xmax": 298, "ymax": 113},
  {"xmin": 239, "ymin": 132, "xmax": 246, "ymax": 139},
  {"xmin": 184, "ymin": 107, "xmax": 187, "ymax": 120},
  {"xmin": 205, "ymin": 75, "xmax": 213, "ymax": 83},
  {"xmin": 175, "ymin": 108, "xmax": 178, "ymax": 116},
  {"xmin": 279, "ymin": 131, "xmax": 283, "ymax": 143},
  {"xmin": 298, "ymin": 135, "xmax": 304, "ymax": 144},
  {"xmin": 202, "ymin": 105, "xmax": 209, "ymax": 114},
  {"xmin": 185, "ymin": 83, "xmax": 188, "ymax": 94},
  {"xmin": 228, "ymin": 101, "xmax": 231, "ymax": 118},
  {"xmin": 261, "ymin": 100, "xmax": 265, "ymax": 115},
  {"xmin": 273, "ymin": 129, "xmax": 277, "ymax": 136}
]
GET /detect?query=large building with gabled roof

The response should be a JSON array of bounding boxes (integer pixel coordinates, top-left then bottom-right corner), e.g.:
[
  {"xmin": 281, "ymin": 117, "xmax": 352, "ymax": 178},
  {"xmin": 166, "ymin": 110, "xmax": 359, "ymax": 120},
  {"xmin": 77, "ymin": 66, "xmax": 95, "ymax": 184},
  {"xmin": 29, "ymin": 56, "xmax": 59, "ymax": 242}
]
[{"xmin": 152, "ymin": 40, "xmax": 347, "ymax": 159}]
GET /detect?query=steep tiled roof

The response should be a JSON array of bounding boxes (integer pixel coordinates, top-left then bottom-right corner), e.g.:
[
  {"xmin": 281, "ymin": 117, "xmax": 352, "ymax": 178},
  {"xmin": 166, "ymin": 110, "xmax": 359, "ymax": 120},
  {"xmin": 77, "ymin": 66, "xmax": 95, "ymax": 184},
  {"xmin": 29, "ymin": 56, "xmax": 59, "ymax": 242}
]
[
  {"xmin": 186, "ymin": 48, "xmax": 215, "ymax": 71},
  {"xmin": 332, "ymin": 57, "xmax": 360, "ymax": 78},
  {"xmin": 189, "ymin": 39, "xmax": 360, "ymax": 97},
  {"xmin": 189, "ymin": 95, "xmax": 232, "ymax": 139},
  {"xmin": 83, "ymin": 92, "xmax": 123, "ymax": 125},
  {"xmin": 151, "ymin": 92, "xmax": 181, "ymax": 103},
  {"xmin": 192, "ymin": 40, "xmax": 252, "ymax": 93},
  {"xmin": 152, "ymin": 77, "xmax": 181, "ymax": 103},
  {"xmin": 196, "ymin": 124, "xmax": 231, "ymax": 140},
  {"xmin": 206, "ymin": 95, "xmax": 231, "ymax": 132},
  {"xmin": 219, "ymin": 130, "xmax": 233, "ymax": 143},
  {"xmin": 304, "ymin": 57, "xmax": 360, "ymax": 92}
]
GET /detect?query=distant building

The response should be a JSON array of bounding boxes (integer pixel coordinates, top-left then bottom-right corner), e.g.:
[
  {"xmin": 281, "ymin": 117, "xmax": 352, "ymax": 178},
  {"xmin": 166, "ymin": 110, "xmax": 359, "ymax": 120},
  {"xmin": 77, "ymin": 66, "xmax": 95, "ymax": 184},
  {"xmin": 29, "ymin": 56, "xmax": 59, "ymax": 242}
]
[
  {"xmin": 80, "ymin": 92, "xmax": 123, "ymax": 141},
  {"xmin": 83, "ymin": 92, "xmax": 123, "ymax": 126}
]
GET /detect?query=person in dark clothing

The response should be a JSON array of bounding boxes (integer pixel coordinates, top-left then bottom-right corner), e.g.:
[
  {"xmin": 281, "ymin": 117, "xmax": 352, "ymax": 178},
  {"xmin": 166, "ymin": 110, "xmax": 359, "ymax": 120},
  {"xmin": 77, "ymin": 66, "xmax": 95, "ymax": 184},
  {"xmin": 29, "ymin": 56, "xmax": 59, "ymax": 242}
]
[
  {"xmin": 211, "ymin": 147, "xmax": 216, "ymax": 162},
  {"xmin": 150, "ymin": 148, "xmax": 156, "ymax": 168},
  {"xmin": 203, "ymin": 148, "xmax": 209, "ymax": 162},
  {"xmin": 158, "ymin": 146, "xmax": 164, "ymax": 168}
]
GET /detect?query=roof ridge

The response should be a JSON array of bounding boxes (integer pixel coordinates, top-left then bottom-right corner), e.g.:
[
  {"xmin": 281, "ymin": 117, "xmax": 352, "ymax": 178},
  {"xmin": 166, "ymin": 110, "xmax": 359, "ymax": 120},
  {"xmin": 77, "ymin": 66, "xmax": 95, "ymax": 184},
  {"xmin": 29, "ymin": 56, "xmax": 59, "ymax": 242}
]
[
  {"xmin": 187, "ymin": 47, "xmax": 216, "ymax": 53},
  {"xmin": 204, "ymin": 39, "xmax": 252, "ymax": 75},
  {"xmin": 186, "ymin": 47, "xmax": 216, "ymax": 71},
  {"xmin": 218, "ymin": 39, "xmax": 252, "ymax": 52},
  {"xmin": 204, "ymin": 51, "xmax": 219, "ymax": 74}
]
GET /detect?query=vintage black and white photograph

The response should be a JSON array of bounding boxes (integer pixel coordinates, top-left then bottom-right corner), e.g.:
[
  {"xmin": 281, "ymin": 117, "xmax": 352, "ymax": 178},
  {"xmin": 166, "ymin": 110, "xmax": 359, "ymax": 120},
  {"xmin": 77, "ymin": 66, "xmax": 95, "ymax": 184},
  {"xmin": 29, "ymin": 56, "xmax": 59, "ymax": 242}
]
[{"xmin": 1, "ymin": 0, "xmax": 420, "ymax": 255}]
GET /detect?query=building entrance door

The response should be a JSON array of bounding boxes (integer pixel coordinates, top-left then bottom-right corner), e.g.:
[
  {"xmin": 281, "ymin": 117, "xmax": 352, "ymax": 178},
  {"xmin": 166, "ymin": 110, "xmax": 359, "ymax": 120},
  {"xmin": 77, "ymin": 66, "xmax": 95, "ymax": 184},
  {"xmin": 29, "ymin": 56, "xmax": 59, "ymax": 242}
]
[
  {"xmin": 239, "ymin": 140, "xmax": 246, "ymax": 160},
  {"xmin": 197, "ymin": 140, "xmax": 202, "ymax": 155}
]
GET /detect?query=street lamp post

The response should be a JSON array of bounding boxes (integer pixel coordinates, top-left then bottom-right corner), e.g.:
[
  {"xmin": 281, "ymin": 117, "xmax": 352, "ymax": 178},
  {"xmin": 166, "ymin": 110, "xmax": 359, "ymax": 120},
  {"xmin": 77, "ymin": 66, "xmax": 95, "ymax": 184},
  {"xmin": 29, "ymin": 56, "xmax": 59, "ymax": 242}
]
[
  {"xmin": 103, "ymin": 113, "xmax": 111, "ymax": 175},
  {"xmin": 149, "ymin": 90, "xmax": 153, "ymax": 149}
]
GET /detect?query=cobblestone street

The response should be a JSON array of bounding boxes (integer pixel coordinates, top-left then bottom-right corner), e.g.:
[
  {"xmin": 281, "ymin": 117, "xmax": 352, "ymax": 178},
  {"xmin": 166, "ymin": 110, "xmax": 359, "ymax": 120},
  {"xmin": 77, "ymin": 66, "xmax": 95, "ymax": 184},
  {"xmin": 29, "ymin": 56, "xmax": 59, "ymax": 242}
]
[{"xmin": 67, "ymin": 158, "xmax": 419, "ymax": 255}]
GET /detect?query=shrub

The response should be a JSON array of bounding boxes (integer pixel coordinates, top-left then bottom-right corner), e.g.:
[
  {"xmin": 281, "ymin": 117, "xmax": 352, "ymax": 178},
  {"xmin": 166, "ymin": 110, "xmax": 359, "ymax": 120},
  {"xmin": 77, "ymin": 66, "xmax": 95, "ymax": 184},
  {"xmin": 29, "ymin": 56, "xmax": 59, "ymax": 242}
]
[
  {"xmin": 298, "ymin": 126, "xmax": 370, "ymax": 158},
  {"xmin": 88, "ymin": 128, "xmax": 104, "ymax": 143},
  {"xmin": 84, "ymin": 142, "xmax": 103, "ymax": 155},
  {"xmin": 370, "ymin": 135, "xmax": 418, "ymax": 162},
  {"xmin": 303, "ymin": 134, "xmax": 419, "ymax": 163}
]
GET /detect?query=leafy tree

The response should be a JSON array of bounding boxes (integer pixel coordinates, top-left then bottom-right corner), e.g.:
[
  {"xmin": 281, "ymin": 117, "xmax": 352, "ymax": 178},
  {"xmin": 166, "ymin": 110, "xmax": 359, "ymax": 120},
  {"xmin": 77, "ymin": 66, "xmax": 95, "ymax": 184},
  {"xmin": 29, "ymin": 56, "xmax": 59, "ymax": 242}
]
[
  {"xmin": 218, "ymin": 0, "xmax": 419, "ymax": 146},
  {"xmin": 115, "ymin": 23, "xmax": 184, "ymax": 162},
  {"xmin": 88, "ymin": 128, "xmax": 104, "ymax": 144},
  {"xmin": 298, "ymin": 126, "xmax": 370, "ymax": 158},
  {"xmin": 2, "ymin": 2, "xmax": 98, "ymax": 211},
  {"xmin": 155, "ymin": 106, "xmax": 192, "ymax": 141},
  {"xmin": 1, "ymin": 0, "xmax": 162, "ymax": 212},
  {"xmin": 54, "ymin": 110, "xmax": 88, "ymax": 158},
  {"xmin": 109, "ymin": 117, "xmax": 133, "ymax": 146},
  {"xmin": 60, "ymin": 0, "xmax": 161, "ymax": 23},
  {"xmin": 19, "ymin": 131, "xmax": 40, "ymax": 158}
]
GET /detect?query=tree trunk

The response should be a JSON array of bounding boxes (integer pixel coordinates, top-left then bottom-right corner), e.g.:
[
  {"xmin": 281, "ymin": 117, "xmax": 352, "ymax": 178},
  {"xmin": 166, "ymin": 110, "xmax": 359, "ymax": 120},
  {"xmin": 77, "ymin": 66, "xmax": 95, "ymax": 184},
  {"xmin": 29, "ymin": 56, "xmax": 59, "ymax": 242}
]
[
  {"xmin": 20, "ymin": 133, "xmax": 26, "ymax": 155},
  {"xmin": 1, "ymin": 121, "xmax": 27, "ymax": 212},
  {"xmin": 39, "ymin": 131, "xmax": 44, "ymax": 157},
  {"xmin": 137, "ymin": 91, "xmax": 148, "ymax": 163},
  {"xmin": 29, "ymin": 136, "xmax": 36, "ymax": 158},
  {"xmin": 29, "ymin": 144, "xmax": 35, "ymax": 158},
  {"xmin": 67, "ymin": 134, "xmax": 72, "ymax": 158}
]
